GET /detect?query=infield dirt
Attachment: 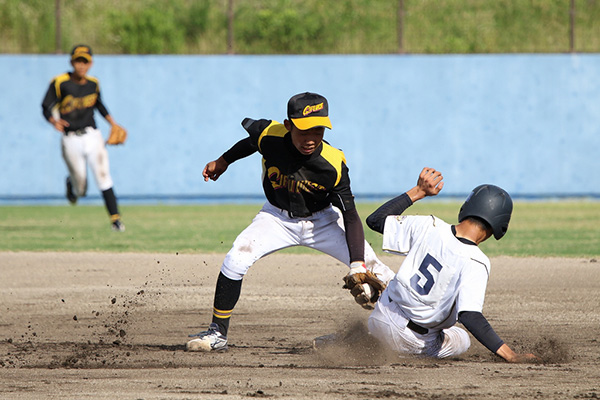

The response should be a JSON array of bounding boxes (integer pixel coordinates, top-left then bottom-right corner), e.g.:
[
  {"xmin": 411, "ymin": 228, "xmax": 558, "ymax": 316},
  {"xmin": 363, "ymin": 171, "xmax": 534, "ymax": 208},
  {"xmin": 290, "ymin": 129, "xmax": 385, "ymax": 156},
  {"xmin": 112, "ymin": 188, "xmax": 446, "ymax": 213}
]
[{"xmin": 1, "ymin": 252, "xmax": 599, "ymax": 399}]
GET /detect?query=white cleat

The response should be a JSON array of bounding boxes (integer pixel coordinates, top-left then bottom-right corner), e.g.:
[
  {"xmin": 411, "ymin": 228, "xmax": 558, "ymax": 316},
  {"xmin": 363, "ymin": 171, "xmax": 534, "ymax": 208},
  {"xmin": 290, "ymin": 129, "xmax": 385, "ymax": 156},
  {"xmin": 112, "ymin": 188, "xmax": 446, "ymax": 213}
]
[{"xmin": 187, "ymin": 323, "xmax": 228, "ymax": 352}]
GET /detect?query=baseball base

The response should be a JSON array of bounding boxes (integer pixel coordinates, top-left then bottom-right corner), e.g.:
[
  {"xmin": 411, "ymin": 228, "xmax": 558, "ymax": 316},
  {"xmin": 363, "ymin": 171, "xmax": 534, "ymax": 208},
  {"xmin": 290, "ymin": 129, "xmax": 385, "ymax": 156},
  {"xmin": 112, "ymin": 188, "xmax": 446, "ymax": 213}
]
[{"xmin": 186, "ymin": 338, "xmax": 212, "ymax": 352}]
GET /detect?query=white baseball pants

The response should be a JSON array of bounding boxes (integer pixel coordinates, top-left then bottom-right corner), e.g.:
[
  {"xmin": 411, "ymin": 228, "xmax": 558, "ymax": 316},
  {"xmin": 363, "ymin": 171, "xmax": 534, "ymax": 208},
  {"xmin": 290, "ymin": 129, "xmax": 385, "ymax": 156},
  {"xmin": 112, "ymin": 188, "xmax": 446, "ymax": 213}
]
[
  {"xmin": 368, "ymin": 291, "xmax": 471, "ymax": 358},
  {"xmin": 61, "ymin": 127, "xmax": 113, "ymax": 196},
  {"xmin": 220, "ymin": 202, "xmax": 395, "ymax": 282}
]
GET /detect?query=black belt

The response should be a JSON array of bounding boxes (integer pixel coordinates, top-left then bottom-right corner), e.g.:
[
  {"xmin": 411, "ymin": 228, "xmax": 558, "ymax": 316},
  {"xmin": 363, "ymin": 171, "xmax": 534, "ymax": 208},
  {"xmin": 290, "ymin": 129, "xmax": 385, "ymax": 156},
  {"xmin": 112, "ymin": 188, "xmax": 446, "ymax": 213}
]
[
  {"xmin": 387, "ymin": 295, "xmax": 429, "ymax": 334},
  {"xmin": 407, "ymin": 320, "xmax": 429, "ymax": 335},
  {"xmin": 66, "ymin": 128, "xmax": 88, "ymax": 136}
]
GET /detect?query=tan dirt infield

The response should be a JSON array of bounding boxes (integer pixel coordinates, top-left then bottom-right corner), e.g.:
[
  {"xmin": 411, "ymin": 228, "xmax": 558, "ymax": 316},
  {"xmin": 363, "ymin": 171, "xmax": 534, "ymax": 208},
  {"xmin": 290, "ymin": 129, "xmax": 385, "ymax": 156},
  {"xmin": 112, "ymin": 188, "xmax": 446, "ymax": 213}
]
[{"xmin": 1, "ymin": 252, "xmax": 599, "ymax": 399}]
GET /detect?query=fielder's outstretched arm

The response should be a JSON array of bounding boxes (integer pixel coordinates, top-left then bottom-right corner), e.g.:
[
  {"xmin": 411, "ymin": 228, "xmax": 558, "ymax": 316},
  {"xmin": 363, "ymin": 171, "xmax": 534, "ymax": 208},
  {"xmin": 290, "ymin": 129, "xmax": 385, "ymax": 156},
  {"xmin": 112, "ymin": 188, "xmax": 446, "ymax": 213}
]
[{"xmin": 203, "ymin": 137, "xmax": 257, "ymax": 182}]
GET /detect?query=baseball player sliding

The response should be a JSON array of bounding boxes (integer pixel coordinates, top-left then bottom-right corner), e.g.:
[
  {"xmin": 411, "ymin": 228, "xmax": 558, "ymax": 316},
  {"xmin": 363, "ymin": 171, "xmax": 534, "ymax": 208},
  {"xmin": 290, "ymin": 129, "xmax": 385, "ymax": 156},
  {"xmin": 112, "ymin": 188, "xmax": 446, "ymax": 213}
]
[
  {"xmin": 41, "ymin": 44, "xmax": 127, "ymax": 232},
  {"xmin": 187, "ymin": 92, "xmax": 395, "ymax": 351},
  {"xmin": 340, "ymin": 167, "xmax": 539, "ymax": 362}
]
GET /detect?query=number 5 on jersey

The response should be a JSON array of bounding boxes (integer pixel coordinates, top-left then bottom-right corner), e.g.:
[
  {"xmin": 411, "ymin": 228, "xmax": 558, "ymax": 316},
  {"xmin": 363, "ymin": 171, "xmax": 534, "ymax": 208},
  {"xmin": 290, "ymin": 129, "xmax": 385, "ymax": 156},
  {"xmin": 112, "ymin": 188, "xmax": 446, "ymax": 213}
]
[{"xmin": 410, "ymin": 254, "xmax": 443, "ymax": 296}]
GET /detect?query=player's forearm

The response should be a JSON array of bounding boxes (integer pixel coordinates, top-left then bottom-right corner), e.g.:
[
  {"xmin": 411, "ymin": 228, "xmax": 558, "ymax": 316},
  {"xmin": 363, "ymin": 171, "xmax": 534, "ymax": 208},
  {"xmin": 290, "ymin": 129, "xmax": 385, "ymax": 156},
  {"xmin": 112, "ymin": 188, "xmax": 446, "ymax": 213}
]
[
  {"xmin": 96, "ymin": 97, "xmax": 110, "ymax": 118},
  {"xmin": 222, "ymin": 137, "xmax": 257, "ymax": 164},
  {"xmin": 366, "ymin": 193, "xmax": 413, "ymax": 233},
  {"xmin": 459, "ymin": 311, "xmax": 504, "ymax": 353},
  {"xmin": 495, "ymin": 344, "xmax": 517, "ymax": 361},
  {"xmin": 41, "ymin": 88, "xmax": 58, "ymax": 120},
  {"xmin": 105, "ymin": 115, "xmax": 116, "ymax": 126},
  {"xmin": 213, "ymin": 156, "xmax": 230, "ymax": 173},
  {"xmin": 495, "ymin": 344, "xmax": 523, "ymax": 362},
  {"xmin": 406, "ymin": 185, "xmax": 428, "ymax": 203},
  {"xmin": 41, "ymin": 102, "xmax": 56, "ymax": 121},
  {"xmin": 342, "ymin": 208, "xmax": 365, "ymax": 263},
  {"xmin": 459, "ymin": 312, "xmax": 538, "ymax": 363},
  {"xmin": 43, "ymin": 110, "xmax": 53, "ymax": 121}
]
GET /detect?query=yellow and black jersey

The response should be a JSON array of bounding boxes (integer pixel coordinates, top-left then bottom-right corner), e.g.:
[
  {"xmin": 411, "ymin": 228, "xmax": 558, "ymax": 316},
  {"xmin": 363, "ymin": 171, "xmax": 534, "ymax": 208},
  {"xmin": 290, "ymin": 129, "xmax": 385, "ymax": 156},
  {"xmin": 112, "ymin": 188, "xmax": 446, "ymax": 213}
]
[
  {"xmin": 41, "ymin": 72, "xmax": 109, "ymax": 132},
  {"xmin": 240, "ymin": 118, "xmax": 356, "ymax": 218}
]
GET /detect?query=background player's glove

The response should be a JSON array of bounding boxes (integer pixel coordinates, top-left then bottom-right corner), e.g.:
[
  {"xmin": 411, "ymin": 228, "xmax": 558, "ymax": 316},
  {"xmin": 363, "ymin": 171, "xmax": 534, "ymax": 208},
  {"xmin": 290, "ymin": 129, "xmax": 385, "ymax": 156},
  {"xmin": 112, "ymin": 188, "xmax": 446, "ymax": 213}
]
[
  {"xmin": 107, "ymin": 125, "xmax": 127, "ymax": 145},
  {"xmin": 342, "ymin": 262, "xmax": 387, "ymax": 310}
]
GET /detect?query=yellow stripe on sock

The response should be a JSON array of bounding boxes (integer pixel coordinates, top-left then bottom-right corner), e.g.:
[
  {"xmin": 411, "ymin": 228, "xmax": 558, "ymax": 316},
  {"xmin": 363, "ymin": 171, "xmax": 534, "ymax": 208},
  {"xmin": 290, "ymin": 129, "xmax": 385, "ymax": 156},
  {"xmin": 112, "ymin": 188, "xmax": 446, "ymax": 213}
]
[{"xmin": 213, "ymin": 307, "xmax": 233, "ymax": 319}]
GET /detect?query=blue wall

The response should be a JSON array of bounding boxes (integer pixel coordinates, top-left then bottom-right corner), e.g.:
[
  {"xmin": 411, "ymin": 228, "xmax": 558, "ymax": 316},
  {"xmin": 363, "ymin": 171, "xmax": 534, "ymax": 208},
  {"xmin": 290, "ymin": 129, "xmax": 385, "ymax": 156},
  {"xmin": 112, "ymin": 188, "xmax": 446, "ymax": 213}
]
[{"xmin": 1, "ymin": 54, "xmax": 598, "ymax": 202}]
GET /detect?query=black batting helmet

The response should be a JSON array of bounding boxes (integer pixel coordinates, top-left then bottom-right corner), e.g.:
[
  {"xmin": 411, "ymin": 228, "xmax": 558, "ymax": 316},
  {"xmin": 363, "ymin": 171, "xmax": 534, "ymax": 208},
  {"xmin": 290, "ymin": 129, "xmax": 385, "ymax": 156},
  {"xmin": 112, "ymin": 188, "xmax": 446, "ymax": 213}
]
[{"xmin": 458, "ymin": 184, "xmax": 513, "ymax": 240}]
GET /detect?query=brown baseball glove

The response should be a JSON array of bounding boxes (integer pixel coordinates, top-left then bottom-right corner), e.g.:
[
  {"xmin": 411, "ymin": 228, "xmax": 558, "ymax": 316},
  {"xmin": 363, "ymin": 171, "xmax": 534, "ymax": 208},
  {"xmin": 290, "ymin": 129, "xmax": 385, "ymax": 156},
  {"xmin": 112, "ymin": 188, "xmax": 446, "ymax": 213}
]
[
  {"xmin": 343, "ymin": 262, "xmax": 387, "ymax": 310},
  {"xmin": 107, "ymin": 125, "xmax": 127, "ymax": 145}
]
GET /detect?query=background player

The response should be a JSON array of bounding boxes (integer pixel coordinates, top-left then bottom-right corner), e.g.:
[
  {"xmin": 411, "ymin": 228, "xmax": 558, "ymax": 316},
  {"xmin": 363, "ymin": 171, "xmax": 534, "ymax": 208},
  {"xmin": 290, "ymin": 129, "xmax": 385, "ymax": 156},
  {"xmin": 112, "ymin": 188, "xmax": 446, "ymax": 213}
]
[
  {"xmin": 362, "ymin": 167, "xmax": 538, "ymax": 362},
  {"xmin": 187, "ymin": 92, "xmax": 395, "ymax": 351},
  {"xmin": 41, "ymin": 44, "xmax": 125, "ymax": 231}
]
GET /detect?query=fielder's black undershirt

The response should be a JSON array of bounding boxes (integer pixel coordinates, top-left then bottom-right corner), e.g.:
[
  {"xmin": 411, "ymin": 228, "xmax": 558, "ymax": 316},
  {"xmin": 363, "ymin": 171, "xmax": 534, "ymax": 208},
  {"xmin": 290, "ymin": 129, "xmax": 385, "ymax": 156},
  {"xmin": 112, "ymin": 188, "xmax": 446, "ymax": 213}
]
[
  {"xmin": 341, "ymin": 208, "xmax": 365, "ymax": 264},
  {"xmin": 222, "ymin": 137, "xmax": 256, "ymax": 164}
]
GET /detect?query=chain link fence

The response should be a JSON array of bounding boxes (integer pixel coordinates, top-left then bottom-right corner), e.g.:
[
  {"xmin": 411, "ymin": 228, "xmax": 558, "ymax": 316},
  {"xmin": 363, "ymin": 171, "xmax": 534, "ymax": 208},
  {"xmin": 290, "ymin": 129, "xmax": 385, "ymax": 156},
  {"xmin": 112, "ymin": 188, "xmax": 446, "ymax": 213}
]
[{"xmin": 1, "ymin": 0, "xmax": 598, "ymax": 54}]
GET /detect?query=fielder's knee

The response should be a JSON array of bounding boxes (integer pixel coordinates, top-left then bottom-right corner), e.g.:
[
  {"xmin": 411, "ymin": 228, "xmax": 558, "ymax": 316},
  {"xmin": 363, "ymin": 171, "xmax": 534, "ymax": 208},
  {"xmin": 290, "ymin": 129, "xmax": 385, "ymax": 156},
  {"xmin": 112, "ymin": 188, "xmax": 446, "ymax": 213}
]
[
  {"xmin": 220, "ymin": 254, "xmax": 254, "ymax": 281},
  {"xmin": 220, "ymin": 241, "xmax": 261, "ymax": 280}
]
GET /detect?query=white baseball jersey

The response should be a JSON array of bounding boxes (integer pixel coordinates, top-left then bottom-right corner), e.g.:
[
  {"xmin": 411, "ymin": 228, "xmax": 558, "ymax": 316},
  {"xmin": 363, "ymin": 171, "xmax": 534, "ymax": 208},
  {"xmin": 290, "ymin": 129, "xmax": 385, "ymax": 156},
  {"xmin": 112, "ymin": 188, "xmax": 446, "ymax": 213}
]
[{"xmin": 382, "ymin": 215, "xmax": 491, "ymax": 330}]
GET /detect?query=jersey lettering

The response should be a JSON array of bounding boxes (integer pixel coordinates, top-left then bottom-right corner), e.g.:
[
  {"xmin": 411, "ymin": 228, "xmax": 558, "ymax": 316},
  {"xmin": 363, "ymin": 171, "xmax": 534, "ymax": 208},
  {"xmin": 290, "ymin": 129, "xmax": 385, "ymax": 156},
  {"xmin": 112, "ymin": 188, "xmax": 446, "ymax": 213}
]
[
  {"xmin": 60, "ymin": 93, "xmax": 98, "ymax": 114},
  {"xmin": 410, "ymin": 253, "xmax": 443, "ymax": 295},
  {"xmin": 266, "ymin": 166, "xmax": 326, "ymax": 194}
]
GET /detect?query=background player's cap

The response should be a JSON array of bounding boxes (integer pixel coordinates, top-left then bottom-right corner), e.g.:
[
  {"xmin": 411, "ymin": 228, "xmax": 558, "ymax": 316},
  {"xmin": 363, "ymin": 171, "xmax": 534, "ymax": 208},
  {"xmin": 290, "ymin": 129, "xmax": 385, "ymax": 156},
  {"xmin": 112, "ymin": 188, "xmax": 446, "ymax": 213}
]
[
  {"xmin": 71, "ymin": 44, "xmax": 92, "ymax": 62},
  {"xmin": 287, "ymin": 92, "xmax": 332, "ymax": 130}
]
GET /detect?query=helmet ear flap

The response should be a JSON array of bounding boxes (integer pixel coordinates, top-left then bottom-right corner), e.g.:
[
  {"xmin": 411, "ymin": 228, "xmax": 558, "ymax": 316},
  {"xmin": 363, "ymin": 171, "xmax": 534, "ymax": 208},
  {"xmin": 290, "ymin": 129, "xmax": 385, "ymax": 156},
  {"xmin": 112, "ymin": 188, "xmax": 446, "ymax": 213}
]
[{"xmin": 459, "ymin": 185, "xmax": 513, "ymax": 240}]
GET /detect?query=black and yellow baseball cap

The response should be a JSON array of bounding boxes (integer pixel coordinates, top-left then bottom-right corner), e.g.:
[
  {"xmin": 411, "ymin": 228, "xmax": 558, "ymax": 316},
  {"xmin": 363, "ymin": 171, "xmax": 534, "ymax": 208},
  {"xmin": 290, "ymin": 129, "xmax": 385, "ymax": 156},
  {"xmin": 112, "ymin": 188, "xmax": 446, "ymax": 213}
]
[
  {"xmin": 287, "ymin": 92, "xmax": 332, "ymax": 130},
  {"xmin": 70, "ymin": 44, "xmax": 92, "ymax": 62}
]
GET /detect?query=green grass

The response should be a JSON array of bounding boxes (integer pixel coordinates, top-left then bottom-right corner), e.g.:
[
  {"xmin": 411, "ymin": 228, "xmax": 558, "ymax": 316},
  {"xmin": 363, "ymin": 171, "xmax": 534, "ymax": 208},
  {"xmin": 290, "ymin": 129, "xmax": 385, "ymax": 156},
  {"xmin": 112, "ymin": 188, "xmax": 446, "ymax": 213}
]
[
  {"xmin": 360, "ymin": 201, "xmax": 600, "ymax": 258},
  {"xmin": 0, "ymin": 202, "xmax": 598, "ymax": 257},
  {"xmin": 2, "ymin": 0, "xmax": 599, "ymax": 54}
]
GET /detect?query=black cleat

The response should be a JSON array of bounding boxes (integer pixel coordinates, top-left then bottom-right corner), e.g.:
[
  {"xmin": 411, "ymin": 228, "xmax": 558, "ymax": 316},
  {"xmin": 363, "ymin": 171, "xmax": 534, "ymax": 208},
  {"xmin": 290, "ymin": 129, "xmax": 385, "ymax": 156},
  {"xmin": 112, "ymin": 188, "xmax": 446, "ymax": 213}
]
[
  {"xmin": 66, "ymin": 177, "xmax": 77, "ymax": 205},
  {"xmin": 111, "ymin": 219, "xmax": 126, "ymax": 232}
]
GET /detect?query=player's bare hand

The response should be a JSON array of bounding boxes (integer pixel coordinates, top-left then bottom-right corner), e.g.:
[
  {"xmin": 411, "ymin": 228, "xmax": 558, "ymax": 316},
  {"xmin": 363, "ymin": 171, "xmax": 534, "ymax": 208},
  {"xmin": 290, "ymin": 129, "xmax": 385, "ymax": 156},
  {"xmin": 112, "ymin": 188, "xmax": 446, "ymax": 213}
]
[
  {"xmin": 51, "ymin": 118, "xmax": 70, "ymax": 133},
  {"xmin": 407, "ymin": 167, "xmax": 444, "ymax": 202},
  {"xmin": 202, "ymin": 156, "xmax": 229, "ymax": 182},
  {"xmin": 497, "ymin": 344, "xmax": 540, "ymax": 363},
  {"xmin": 418, "ymin": 167, "xmax": 444, "ymax": 195},
  {"xmin": 506, "ymin": 352, "xmax": 540, "ymax": 363}
]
